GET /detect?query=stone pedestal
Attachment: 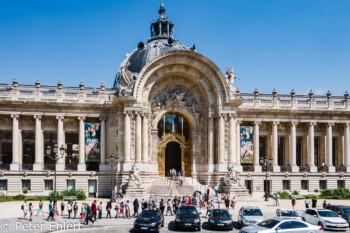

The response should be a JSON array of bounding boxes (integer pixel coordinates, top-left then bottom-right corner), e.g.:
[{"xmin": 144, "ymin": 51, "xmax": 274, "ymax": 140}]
[
  {"xmin": 327, "ymin": 166, "xmax": 335, "ymax": 173},
  {"xmin": 273, "ymin": 165, "xmax": 280, "ymax": 172},
  {"xmin": 33, "ymin": 163, "xmax": 43, "ymax": 171},
  {"xmin": 254, "ymin": 165, "xmax": 262, "ymax": 172},
  {"xmin": 124, "ymin": 186, "xmax": 146, "ymax": 198},
  {"xmin": 234, "ymin": 165, "xmax": 243, "ymax": 172},
  {"xmin": 310, "ymin": 166, "xmax": 317, "ymax": 173},
  {"xmin": 77, "ymin": 164, "xmax": 86, "ymax": 171},
  {"xmin": 56, "ymin": 163, "xmax": 65, "ymax": 171},
  {"xmin": 222, "ymin": 184, "xmax": 249, "ymax": 198},
  {"xmin": 291, "ymin": 165, "xmax": 299, "ymax": 173},
  {"xmin": 346, "ymin": 166, "xmax": 350, "ymax": 173}
]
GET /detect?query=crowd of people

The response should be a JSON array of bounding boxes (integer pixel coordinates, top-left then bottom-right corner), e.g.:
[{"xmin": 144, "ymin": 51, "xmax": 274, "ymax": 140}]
[{"xmin": 20, "ymin": 188, "xmax": 237, "ymax": 225}]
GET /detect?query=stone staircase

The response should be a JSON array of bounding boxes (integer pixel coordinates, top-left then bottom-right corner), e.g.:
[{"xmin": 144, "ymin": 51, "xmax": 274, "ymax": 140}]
[{"xmin": 147, "ymin": 177, "xmax": 196, "ymax": 197}]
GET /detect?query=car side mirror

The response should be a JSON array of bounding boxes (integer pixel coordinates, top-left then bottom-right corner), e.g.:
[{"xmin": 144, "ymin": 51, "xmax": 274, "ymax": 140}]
[
  {"xmin": 198, "ymin": 212, "xmax": 201, "ymax": 215},
  {"xmin": 275, "ymin": 227, "xmax": 281, "ymax": 232}
]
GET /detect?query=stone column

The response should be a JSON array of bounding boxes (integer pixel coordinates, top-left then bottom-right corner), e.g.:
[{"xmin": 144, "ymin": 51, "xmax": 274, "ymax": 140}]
[
  {"xmin": 253, "ymin": 121, "xmax": 261, "ymax": 172},
  {"xmin": 308, "ymin": 122, "xmax": 317, "ymax": 172},
  {"xmin": 142, "ymin": 113, "xmax": 148, "ymax": 163},
  {"xmin": 290, "ymin": 121, "xmax": 299, "ymax": 172},
  {"xmin": 218, "ymin": 114, "xmax": 225, "ymax": 170},
  {"xmin": 77, "ymin": 116, "xmax": 86, "ymax": 171},
  {"xmin": 124, "ymin": 112, "xmax": 131, "ymax": 163},
  {"xmin": 33, "ymin": 115, "xmax": 43, "ymax": 171},
  {"xmin": 326, "ymin": 122, "xmax": 335, "ymax": 172},
  {"xmin": 10, "ymin": 114, "xmax": 20, "ymax": 171},
  {"xmin": 99, "ymin": 116, "xmax": 108, "ymax": 171},
  {"xmin": 136, "ymin": 112, "xmax": 142, "ymax": 163},
  {"xmin": 236, "ymin": 120, "xmax": 242, "ymax": 171},
  {"xmin": 56, "ymin": 116, "xmax": 65, "ymax": 171},
  {"xmin": 344, "ymin": 123, "xmax": 350, "ymax": 172},
  {"xmin": 228, "ymin": 114, "xmax": 236, "ymax": 166},
  {"xmin": 272, "ymin": 121, "xmax": 280, "ymax": 172},
  {"xmin": 207, "ymin": 115, "xmax": 214, "ymax": 172}
]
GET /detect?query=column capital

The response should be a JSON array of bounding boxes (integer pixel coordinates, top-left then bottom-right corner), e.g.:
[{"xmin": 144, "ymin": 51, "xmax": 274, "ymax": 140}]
[
  {"xmin": 290, "ymin": 121, "xmax": 298, "ymax": 126},
  {"xmin": 99, "ymin": 116, "xmax": 107, "ymax": 121},
  {"xmin": 309, "ymin": 121, "xmax": 317, "ymax": 127},
  {"xmin": 228, "ymin": 113, "xmax": 237, "ymax": 118},
  {"xmin": 142, "ymin": 112, "xmax": 149, "ymax": 117},
  {"xmin": 236, "ymin": 119, "xmax": 243, "ymax": 124},
  {"xmin": 124, "ymin": 110, "xmax": 133, "ymax": 116},
  {"xmin": 272, "ymin": 121, "xmax": 280, "ymax": 126},
  {"xmin": 254, "ymin": 120, "xmax": 261, "ymax": 125},
  {"xmin": 56, "ymin": 115, "xmax": 64, "ymax": 120},
  {"xmin": 78, "ymin": 116, "xmax": 86, "ymax": 121},
  {"xmin": 33, "ymin": 115, "xmax": 42, "ymax": 120},
  {"xmin": 327, "ymin": 122, "xmax": 335, "ymax": 127},
  {"xmin": 11, "ymin": 114, "xmax": 19, "ymax": 119},
  {"xmin": 345, "ymin": 122, "xmax": 350, "ymax": 127}
]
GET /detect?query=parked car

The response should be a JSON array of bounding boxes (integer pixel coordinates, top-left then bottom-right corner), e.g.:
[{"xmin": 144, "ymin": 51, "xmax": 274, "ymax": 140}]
[
  {"xmin": 239, "ymin": 218, "xmax": 324, "ymax": 233},
  {"xmin": 207, "ymin": 209, "xmax": 233, "ymax": 230},
  {"xmin": 275, "ymin": 209, "xmax": 302, "ymax": 220},
  {"xmin": 326, "ymin": 205, "xmax": 350, "ymax": 224},
  {"xmin": 302, "ymin": 209, "xmax": 349, "ymax": 231},
  {"xmin": 238, "ymin": 206, "xmax": 264, "ymax": 227},
  {"xmin": 175, "ymin": 205, "xmax": 201, "ymax": 231},
  {"xmin": 133, "ymin": 210, "xmax": 164, "ymax": 233}
]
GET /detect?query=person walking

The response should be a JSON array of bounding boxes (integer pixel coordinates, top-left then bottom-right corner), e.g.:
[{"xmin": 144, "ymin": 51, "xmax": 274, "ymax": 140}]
[
  {"xmin": 85, "ymin": 204, "xmax": 94, "ymax": 225},
  {"xmin": 67, "ymin": 201, "xmax": 72, "ymax": 219},
  {"xmin": 115, "ymin": 202, "xmax": 120, "ymax": 218},
  {"xmin": 225, "ymin": 196, "xmax": 230, "ymax": 210},
  {"xmin": 106, "ymin": 201, "xmax": 112, "ymax": 218},
  {"xmin": 29, "ymin": 203, "xmax": 33, "ymax": 221},
  {"xmin": 323, "ymin": 200, "xmax": 327, "ymax": 209},
  {"xmin": 91, "ymin": 200, "xmax": 97, "ymax": 221},
  {"xmin": 305, "ymin": 197, "xmax": 310, "ymax": 209},
  {"xmin": 312, "ymin": 197, "xmax": 317, "ymax": 208},
  {"xmin": 73, "ymin": 202, "xmax": 78, "ymax": 219},
  {"xmin": 60, "ymin": 201, "xmax": 65, "ymax": 216},
  {"xmin": 291, "ymin": 197, "xmax": 296, "ymax": 210},
  {"xmin": 166, "ymin": 199, "xmax": 172, "ymax": 216},
  {"xmin": 133, "ymin": 198, "xmax": 139, "ymax": 218},
  {"xmin": 98, "ymin": 202, "xmax": 102, "ymax": 219},
  {"xmin": 214, "ymin": 185, "xmax": 219, "ymax": 199},
  {"xmin": 231, "ymin": 196, "xmax": 236, "ymax": 209},
  {"xmin": 81, "ymin": 203, "xmax": 85, "ymax": 220},
  {"xmin": 36, "ymin": 199, "xmax": 44, "ymax": 216},
  {"xmin": 21, "ymin": 200, "xmax": 28, "ymax": 220},
  {"xmin": 276, "ymin": 193, "xmax": 280, "ymax": 206},
  {"xmin": 53, "ymin": 201, "xmax": 58, "ymax": 218},
  {"xmin": 47, "ymin": 200, "xmax": 54, "ymax": 221},
  {"xmin": 206, "ymin": 200, "xmax": 214, "ymax": 217},
  {"xmin": 125, "ymin": 200, "xmax": 130, "ymax": 218}
]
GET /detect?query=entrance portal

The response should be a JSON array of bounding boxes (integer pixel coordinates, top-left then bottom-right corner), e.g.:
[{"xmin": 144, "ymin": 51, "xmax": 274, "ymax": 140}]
[{"xmin": 165, "ymin": 141, "xmax": 181, "ymax": 176}]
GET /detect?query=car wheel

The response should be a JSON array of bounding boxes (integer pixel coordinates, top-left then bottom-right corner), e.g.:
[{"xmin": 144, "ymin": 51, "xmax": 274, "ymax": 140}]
[
  {"xmin": 197, "ymin": 226, "xmax": 201, "ymax": 231},
  {"xmin": 318, "ymin": 221, "xmax": 324, "ymax": 229}
]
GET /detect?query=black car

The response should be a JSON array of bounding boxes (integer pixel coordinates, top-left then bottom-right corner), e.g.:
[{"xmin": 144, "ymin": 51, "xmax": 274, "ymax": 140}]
[
  {"xmin": 327, "ymin": 205, "xmax": 350, "ymax": 224},
  {"xmin": 133, "ymin": 210, "xmax": 164, "ymax": 233},
  {"xmin": 175, "ymin": 205, "xmax": 201, "ymax": 231},
  {"xmin": 208, "ymin": 209, "xmax": 233, "ymax": 230}
]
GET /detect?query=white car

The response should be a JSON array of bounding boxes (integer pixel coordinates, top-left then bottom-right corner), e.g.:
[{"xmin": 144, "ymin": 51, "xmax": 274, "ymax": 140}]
[
  {"xmin": 238, "ymin": 206, "xmax": 264, "ymax": 227},
  {"xmin": 303, "ymin": 209, "xmax": 349, "ymax": 231},
  {"xmin": 276, "ymin": 209, "xmax": 302, "ymax": 220},
  {"xmin": 239, "ymin": 218, "xmax": 324, "ymax": 233}
]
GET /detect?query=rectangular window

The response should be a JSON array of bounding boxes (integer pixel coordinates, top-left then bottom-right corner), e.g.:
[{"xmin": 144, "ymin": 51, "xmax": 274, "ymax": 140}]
[
  {"xmin": 319, "ymin": 180, "xmax": 327, "ymax": 190},
  {"xmin": 0, "ymin": 180, "xmax": 7, "ymax": 190},
  {"xmin": 44, "ymin": 132, "xmax": 57, "ymax": 165},
  {"xmin": 65, "ymin": 132, "xmax": 79, "ymax": 165},
  {"xmin": 332, "ymin": 137, "xmax": 338, "ymax": 166},
  {"xmin": 44, "ymin": 180, "xmax": 53, "ymax": 190},
  {"xmin": 22, "ymin": 180, "xmax": 31, "ymax": 191},
  {"xmin": 301, "ymin": 180, "xmax": 308, "ymax": 190},
  {"xmin": 296, "ymin": 136, "xmax": 303, "ymax": 166},
  {"xmin": 283, "ymin": 180, "xmax": 290, "ymax": 191},
  {"xmin": 278, "ymin": 136, "xmax": 285, "ymax": 166},
  {"xmin": 22, "ymin": 131, "xmax": 35, "ymax": 165},
  {"xmin": 314, "ymin": 138, "xmax": 320, "ymax": 167},
  {"xmin": 67, "ymin": 180, "xmax": 75, "ymax": 191},
  {"xmin": 0, "ymin": 131, "xmax": 12, "ymax": 165},
  {"xmin": 337, "ymin": 180, "xmax": 345, "ymax": 189},
  {"xmin": 259, "ymin": 136, "xmax": 267, "ymax": 160}
]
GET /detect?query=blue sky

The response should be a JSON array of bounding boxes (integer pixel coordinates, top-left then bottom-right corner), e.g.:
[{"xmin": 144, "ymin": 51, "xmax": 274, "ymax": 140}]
[{"xmin": 0, "ymin": 0, "xmax": 349, "ymax": 95}]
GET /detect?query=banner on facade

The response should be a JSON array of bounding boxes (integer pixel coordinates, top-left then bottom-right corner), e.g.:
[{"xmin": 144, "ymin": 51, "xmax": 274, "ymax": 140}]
[
  {"xmin": 240, "ymin": 126, "xmax": 254, "ymax": 164},
  {"xmin": 85, "ymin": 123, "xmax": 101, "ymax": 163}
]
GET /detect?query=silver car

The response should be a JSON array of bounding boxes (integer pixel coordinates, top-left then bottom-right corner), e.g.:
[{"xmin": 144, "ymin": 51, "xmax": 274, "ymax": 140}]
[
  {"xmin": 276, "ymin": 208, "xmax": 302, "ymax": 220},
  {"xmin": 239, "ymin": 218, "xmax": 324, "ymax": 233},
  {"xmin": 238, "ymin": 206, "xmax": 264, "ymax": 227}
]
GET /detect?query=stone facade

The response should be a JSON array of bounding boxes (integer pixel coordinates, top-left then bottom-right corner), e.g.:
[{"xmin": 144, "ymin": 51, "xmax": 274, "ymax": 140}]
[{"xmin": 0, "ymin": 3, "xmax": 349, "ymax": 198}]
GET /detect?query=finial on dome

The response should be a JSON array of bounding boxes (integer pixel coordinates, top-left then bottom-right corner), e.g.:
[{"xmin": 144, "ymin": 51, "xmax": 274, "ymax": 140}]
[{"xmin": 158, "ymin": 0, "xmax": 166, "ymax": 19}]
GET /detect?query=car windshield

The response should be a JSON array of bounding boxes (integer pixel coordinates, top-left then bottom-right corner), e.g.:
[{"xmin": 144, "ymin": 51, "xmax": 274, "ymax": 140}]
[
  {"xmin": 139, "ymin": 212, "xmax": 158, "ymax": 219},
  {"xmin": 178, "ymin": 208, "xmax": 197, "ymax": 215},
  {"xmin": 257, "ymin": 219, "xmax": 280, "ymax": 229},
  {"xmin": 318, "ymin": 211, "xmax": 338, "ymax": 217},
  {"xmin": 340, "ymin": 208, "xmax": 350, "ymax": 214},
  {"xmin": 280, "ymin": 210, "xmax": 299, "ymax": 217},
  {"xmin": 243, "ymin": 208, "xmax": 263, "ymax": 216},
  {"xmin": 212, "ymin": 210, "xmax": 230, "ymax": 217}
]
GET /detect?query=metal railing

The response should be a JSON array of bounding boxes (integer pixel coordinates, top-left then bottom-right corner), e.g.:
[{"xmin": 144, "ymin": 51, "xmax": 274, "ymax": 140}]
[
  {"xmin": 318, "ymin": 167, "xmax": 328, "ymax": 172},
  {"xmin": 242, "ymin": 166, "xmax": 254, "ymax": 172},
  {"xmin": 22, "ymin": 164, "xmax": 33, "ymax": 170},
  {"xmin": 44, "ymin": 164, "xmax": 56, "ymax": 170},
  {"xmin": 299, "ymin": 166, "xmax": 310, "ymax": 172},
  {"xmin": 65, "ymin": 164, "xmax": 78, "ymax": 171},
  {"xmin": 0, "ymin": 164, "xmax": 10, "ymax": 170},
  {"xmin": 336, "ymin": 166, "xmax": 346, "ymax": 172},
  {"xmin": 280, "ymin": 166, "xmax": 292, "ymax": 172},
  {"xmin": 86, "ymin": 163, "xmax": 99, "ymax": 171}
]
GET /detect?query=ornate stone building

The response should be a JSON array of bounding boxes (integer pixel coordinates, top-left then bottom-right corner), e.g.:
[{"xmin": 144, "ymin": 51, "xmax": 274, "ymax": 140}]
[{"xmin": 0, "ymin": 3, "xmax": 350, "ymax": 198}]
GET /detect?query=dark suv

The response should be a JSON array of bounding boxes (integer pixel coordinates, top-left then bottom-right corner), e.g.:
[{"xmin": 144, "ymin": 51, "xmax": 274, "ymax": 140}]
[
  {"xmin": 175, "ymin": 205, "xmax": 201, "ymax": 231},
  {"xmin": 133, "ymin": 210, "xmax": 164, "ymax": 233}
]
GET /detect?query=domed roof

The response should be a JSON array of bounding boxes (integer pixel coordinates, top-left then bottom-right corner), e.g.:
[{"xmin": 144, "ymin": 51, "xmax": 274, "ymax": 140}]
[{"xmin": 113, "ymin": 2, "xmax": 192, "ymax": 93}]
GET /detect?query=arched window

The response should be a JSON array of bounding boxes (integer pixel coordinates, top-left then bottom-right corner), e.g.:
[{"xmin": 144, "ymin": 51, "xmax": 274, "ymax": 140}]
[{"xmin": 157, "ymin": 113, "xmax": 189, "ymax": 141}]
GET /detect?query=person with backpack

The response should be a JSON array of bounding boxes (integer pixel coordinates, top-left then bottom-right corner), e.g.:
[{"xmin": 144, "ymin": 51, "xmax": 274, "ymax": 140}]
[
  {"xmin": 85, "ymin": 204, "xmax": 94, "ymax": 225},
  {"xmin": 91, "ymin": 200, "xmax": 97, "ymax": 221},
  {"xmin": 114, "ymin": 202, "xmax": 120, "ymax": 218},
  {"xmin": 106, "ymin": 201, "xmax": 112, "ymax": 218},
  {"xmin": 46, "ymin": 200, "xmax": 54, "ymax": 221},
  {"xmin": 67, "ymin": 201, "xmax": 72, "ymax": 219},
  {"xmin": 133, "ymin": 198, "xmax": 139, "ymax": 218},
  {"xmin": 36, "ymin": 199, "xmax": 44, "ymax": 216},
  {"xmin": 73, "ymin": 202, "xmax": 78, "ymax": 219},
  {"xmin": 21, "ymin": 200, "xmax": 28, "ymax": 220}
]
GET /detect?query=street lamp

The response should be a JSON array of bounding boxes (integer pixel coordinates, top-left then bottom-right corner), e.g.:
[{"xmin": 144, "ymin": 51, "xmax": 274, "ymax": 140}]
[
  {"xmin": 260, "ymin": 155, "xmax": 273, "ymax": 201},
  {"xmin": 46, "ymin": 144, "xmax": 65, "ymax": 203},
  {"xmin": 106, "ymin": 153, "xmax": 120, "ymax": 202}
]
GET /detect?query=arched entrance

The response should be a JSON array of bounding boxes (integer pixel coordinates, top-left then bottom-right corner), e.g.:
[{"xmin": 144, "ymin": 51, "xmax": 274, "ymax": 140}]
[
  {"xmin": 165, "ymin": 141, "xmax": 181, "ymax": 176},
  {"xmin": 157, "ymin": 112, "xmax": 191, "ymax": 177}
]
